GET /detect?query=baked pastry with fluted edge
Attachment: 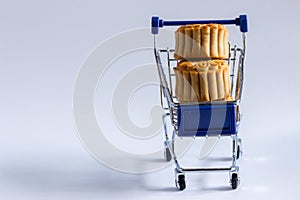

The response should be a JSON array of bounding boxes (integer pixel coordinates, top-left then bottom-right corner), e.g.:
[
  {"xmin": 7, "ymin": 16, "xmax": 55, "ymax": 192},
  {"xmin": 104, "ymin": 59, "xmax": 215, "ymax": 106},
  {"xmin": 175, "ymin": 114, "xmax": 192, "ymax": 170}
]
[
  {"xmin": 174, "ymin": 24, "xmax": 229, "ymax": 59},
  {"xmin": 174, "ymin": 60, "xmax": 232, "ymax": 102}
]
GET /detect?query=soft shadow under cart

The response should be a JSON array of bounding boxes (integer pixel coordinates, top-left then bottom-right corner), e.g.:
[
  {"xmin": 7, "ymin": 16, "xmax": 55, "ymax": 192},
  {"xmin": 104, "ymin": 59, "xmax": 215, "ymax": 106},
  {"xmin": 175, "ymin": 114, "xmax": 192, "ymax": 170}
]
[{"xmin": 151, "ymin": 15, "xmax": 248, "ymax": 190}]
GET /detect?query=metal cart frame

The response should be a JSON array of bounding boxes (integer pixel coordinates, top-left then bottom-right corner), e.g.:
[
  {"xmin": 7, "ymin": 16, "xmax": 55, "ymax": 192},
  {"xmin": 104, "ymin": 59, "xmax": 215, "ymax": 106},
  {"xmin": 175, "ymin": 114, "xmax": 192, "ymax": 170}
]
[{"xmin": 151, "ymin": 15, "xmax": 248, "ymax": 190}]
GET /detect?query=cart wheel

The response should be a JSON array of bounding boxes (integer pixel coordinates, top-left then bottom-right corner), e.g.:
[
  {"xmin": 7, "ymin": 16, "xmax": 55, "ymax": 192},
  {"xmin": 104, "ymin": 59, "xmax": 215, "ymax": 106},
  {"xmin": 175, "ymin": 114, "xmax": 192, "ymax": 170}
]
[
  {"xmin": 237, "ymin": 145, "xmax": 241, "ymax": 160},
  {"xmin": 231, "ymin": 173, "xmax": 239, "ymax": 189},
  {"xmin": 176, "ymin": 174, "xmax": 186, "ymax": 191},
  {"xmin": 236, "ymin": 138, "xmax": 243, "ymax": 160},
  {"xmin": 237, "ymin": 143, "xmax": 243, "ymax": 160},
  {"xmin": 164, "ymin": 147, "xmax": 172, "ymax": 162}
]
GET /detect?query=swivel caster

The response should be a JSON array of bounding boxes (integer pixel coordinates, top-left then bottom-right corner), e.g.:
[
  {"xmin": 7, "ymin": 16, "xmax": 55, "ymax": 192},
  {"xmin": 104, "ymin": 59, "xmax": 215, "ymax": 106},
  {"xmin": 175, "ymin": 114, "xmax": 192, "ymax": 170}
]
[
  {"xmin": 236, "ymin": 138, "xmax": 243, "ymax": 160},
  {"xmin": 175, "ymin": 169, "xmax": 186, "ymax": 191},
  {"xmin": 164, "ymin": 147, "xmax": 172, "ymax": 162},
  {"xmin": 164, "ymin": 141, "xmax": 173, "ymax": 162},
  {"xmin": 230, "ymin": 173, "xmax": 240, "ymax": 189}
]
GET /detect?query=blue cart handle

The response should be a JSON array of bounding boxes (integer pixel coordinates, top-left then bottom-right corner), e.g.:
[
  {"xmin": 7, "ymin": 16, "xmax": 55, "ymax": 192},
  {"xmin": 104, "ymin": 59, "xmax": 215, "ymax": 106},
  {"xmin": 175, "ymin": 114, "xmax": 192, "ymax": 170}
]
[{"xmin": 151, "ymin": 15, "xmax": 248, "ymax": 34}]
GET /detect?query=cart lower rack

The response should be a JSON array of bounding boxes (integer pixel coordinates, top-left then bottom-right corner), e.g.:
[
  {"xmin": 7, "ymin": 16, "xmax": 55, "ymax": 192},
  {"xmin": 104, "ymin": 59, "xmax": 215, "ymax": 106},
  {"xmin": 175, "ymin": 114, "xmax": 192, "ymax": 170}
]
[{"xmin": 152, "ymin": 15, "xmax": 248, "ymax": 190}]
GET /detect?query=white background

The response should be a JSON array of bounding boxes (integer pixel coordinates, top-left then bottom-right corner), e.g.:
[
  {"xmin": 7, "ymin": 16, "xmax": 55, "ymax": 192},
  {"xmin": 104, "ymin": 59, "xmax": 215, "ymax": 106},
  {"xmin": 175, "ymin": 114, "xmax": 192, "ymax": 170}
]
[{"xmin": 1, "ymin": 0, "xmax": 300, "ymax": 199}]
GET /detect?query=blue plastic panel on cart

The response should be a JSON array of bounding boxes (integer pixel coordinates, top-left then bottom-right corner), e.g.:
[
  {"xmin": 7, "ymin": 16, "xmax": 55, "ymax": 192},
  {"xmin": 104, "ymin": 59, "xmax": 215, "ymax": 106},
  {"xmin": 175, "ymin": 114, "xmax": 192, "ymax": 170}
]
[{"xmin": 177, "ymin": 104, "xmax": 236, "ymax": 137}]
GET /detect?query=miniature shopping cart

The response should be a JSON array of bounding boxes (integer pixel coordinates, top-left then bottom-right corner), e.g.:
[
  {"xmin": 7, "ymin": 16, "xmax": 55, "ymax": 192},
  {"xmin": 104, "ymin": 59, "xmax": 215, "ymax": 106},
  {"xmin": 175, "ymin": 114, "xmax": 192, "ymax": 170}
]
[{"xmin": 151, "ymin": 15, "xmax": 248, "ymax": 190}]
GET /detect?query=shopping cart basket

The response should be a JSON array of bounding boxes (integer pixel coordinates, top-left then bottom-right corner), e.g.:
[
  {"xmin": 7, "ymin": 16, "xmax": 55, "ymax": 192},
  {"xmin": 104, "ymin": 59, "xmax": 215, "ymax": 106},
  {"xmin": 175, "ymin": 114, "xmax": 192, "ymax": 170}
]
[{"xmin": 151, "ymin": 15, "xmax": 248, "ymax": 190}]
